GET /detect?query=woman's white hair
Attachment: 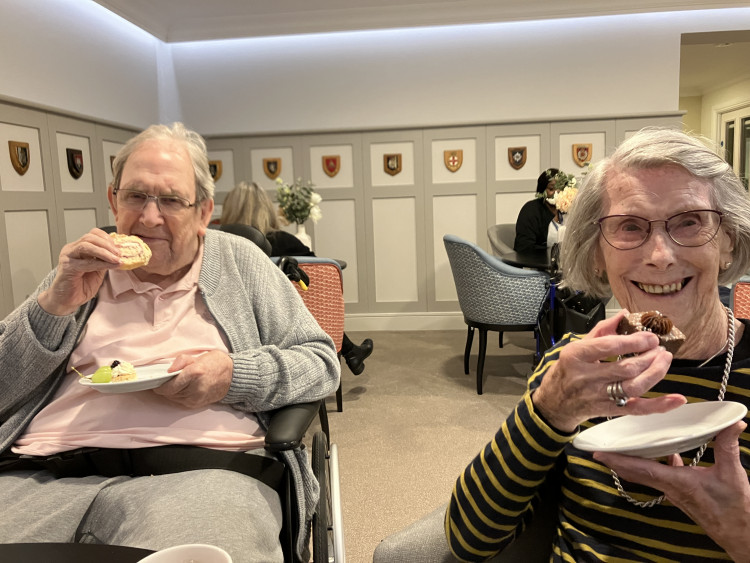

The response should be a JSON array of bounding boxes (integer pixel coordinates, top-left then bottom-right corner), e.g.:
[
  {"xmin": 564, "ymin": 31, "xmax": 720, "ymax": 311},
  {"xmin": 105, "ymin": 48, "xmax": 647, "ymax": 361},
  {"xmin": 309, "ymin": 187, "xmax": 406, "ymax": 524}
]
[
  {"xmin": 111, "ymin": 122, "xmax": 215, "ymax": 203},
  {"xmin": 561, "ymin": 127, "xmax": 750, "ymax": 298}
]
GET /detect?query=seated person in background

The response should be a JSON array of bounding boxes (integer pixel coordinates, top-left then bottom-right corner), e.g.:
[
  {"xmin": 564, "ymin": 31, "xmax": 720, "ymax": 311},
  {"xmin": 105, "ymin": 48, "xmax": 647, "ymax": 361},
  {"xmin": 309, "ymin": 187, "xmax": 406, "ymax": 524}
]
[
  {"xmin": 513, "ymin": 168, "xmax": 561, "ymax": 253},
  {"xmin": 221, "ymin": 181, "xmax": 374, "ymax": 375},
  {"xmin": 0, "ymin": 123, "xmax": 340, "ymax": 563},
  {"xmin": 447, "ymin": 128, "xmax": 750, "ymax": 561}
]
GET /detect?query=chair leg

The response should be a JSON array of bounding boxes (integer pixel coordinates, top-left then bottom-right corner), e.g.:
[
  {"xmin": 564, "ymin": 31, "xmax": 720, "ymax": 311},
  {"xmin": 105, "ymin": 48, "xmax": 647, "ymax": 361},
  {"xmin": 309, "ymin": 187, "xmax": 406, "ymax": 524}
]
[
  {"xmin": 336, "ymin": 382, "xmax": 343, "ymax": 413},
  {"xmin": 477, "ymin": 329, "xmax": 488, "ymax": 395},
  {"xmin": 464, "ymin": 326, "xmax": 474, "ymax": 375},
  {"xmin": 534, "ymin": 326, "xmax": 542, "ymax": 366}
]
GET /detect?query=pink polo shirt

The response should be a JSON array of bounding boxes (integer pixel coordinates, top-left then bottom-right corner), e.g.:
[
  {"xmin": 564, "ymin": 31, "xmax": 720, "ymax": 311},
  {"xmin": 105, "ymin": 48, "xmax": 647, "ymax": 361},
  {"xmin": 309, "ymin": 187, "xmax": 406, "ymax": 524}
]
[{"xmin": 14, "ymin": 243, "xmax": 265, "ymax": 456}]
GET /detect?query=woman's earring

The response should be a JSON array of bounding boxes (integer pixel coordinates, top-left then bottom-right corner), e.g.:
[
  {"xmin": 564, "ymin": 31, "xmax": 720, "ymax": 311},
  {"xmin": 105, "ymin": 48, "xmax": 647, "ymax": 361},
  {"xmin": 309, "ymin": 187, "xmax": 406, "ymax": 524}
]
[
  {"xmin": 594, "ymin": 267, "xmax": 601, "ymax": 276},
  {"xmin": 724, "ymin": 261, "xmax": 732, "ymax": 270}
]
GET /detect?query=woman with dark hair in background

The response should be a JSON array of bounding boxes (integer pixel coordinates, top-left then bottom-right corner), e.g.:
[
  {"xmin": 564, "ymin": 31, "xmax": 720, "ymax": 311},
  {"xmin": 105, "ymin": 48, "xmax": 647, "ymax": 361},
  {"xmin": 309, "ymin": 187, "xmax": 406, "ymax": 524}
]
[
  {"xmin": 221, "ymin": 182, "xmax": 374, "ymax": 375},
  {"xmin": 513, "ymin": 168, "xmax": 561, "ymax": 253}
]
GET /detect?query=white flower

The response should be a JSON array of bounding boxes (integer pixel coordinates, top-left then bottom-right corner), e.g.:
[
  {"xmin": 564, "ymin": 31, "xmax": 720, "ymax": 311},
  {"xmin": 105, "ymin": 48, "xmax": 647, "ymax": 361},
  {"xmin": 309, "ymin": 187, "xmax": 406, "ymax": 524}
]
[
  {"xmin": 309, "ymin": 205, "xmax": 323, "ymax": 223},
  {"xmin": 275, "ymin": 177, "xmax": 322, "ymax": 225}
]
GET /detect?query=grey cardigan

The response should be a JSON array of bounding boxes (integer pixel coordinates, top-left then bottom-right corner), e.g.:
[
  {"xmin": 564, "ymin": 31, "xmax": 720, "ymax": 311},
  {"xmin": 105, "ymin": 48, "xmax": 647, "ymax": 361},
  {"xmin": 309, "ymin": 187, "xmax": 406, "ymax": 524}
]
[{"xmin": 0, "ymin": 229, "xmax": 340, "ymax": 558}]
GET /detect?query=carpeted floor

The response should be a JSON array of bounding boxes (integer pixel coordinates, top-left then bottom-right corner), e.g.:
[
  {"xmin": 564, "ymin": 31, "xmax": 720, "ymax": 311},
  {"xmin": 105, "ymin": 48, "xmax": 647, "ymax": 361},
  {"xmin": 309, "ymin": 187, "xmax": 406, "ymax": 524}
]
[{"xmin": 307, "ymin": 329, "xmax": 536, "ymax": 563}]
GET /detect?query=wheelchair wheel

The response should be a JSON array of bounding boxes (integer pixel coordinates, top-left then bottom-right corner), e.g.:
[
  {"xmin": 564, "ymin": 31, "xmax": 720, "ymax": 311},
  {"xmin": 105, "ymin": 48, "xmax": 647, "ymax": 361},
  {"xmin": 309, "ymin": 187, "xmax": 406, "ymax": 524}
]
[{"xmin": 312, "ymin": 431, "xmax": 329, "ymax": 562}]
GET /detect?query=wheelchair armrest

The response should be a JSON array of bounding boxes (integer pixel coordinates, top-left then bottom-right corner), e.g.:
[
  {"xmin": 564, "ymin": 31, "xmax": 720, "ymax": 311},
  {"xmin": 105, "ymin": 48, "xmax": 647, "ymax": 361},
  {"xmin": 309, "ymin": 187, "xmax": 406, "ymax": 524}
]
[{"xmin": 264, "ymin": 401, "xmax": 322, "ymax": 453}]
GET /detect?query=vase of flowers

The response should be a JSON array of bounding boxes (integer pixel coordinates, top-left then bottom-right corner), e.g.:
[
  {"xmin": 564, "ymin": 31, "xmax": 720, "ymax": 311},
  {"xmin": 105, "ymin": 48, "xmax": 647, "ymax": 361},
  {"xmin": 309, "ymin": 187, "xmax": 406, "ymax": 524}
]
[
  {"xmin": 538, "ymin": 166, "xmax": 588, "ymax": 245},
  {"xmin": 275, "ymin": 177, "xmax": 322, "ymax": 248}
]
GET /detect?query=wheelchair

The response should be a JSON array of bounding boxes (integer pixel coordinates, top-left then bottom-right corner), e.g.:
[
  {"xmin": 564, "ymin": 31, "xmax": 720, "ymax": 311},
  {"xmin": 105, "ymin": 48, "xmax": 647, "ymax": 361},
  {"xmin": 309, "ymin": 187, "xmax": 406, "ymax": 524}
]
[
  {"xmin": 0, "ymin": 399, "xmax": 344, "ymax": 563},
  {"xmin": 266, "ymin": 399, "xmax": 345, "ymax": 562}
]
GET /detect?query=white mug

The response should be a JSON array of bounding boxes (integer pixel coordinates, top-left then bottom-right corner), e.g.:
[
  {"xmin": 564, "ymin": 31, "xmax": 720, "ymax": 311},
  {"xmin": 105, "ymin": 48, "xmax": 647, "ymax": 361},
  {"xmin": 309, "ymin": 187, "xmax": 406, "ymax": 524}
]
[{"xmin": 138, "ymin": 543, "xmax": 233, "ymax": 563}]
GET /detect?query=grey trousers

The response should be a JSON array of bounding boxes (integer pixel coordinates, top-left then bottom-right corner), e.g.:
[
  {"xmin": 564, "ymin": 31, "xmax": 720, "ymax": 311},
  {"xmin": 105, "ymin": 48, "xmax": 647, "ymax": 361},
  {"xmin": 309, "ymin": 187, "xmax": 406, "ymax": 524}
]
[{"xmin": 0, "ymin": 467, "xmax": 283, "ymax": 563}]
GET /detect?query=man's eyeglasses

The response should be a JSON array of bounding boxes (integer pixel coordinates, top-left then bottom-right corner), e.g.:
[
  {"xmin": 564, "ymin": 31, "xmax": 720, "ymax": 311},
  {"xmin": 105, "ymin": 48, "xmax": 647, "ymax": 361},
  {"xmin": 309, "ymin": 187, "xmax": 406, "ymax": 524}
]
[
  {"xmin": 595, "ymin": 209, "xmax": 723, "ymax": 250},
  {"xmin": 114, "ymin": 188, "xmax": 197, "ymax": 216}
]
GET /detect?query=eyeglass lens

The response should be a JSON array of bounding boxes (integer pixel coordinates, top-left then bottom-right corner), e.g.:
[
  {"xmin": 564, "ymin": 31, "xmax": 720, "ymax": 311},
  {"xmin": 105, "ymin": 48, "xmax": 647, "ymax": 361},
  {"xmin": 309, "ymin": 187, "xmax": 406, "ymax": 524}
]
[
  {"xmin": 117, "ymin": 190, "xmax": 191, "ymax": 215},
  {"xmin": 599, "ymin": 210, "xmax": 722, "ymax": 249}
]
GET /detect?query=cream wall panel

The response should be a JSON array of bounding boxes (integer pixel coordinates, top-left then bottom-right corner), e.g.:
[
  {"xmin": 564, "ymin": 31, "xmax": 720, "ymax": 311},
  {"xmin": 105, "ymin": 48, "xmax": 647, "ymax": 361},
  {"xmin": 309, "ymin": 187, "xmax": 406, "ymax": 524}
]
[
  {"xmin": 55, "ymin": 132, "xmax": 93, "ymax": 193},
  {"xmin": 433, "ymin": 195, "xmax": 477, "ymax": 302},
  {"xmin": 496, "ymin": 193, "xmax": 535, "ymax": 225},
  {"xmin": 101, "ymin": 141, "xmax": 124, "ymax": 187},
  {"xmin": 0, "ymin": 123, "xmax": 45, "ymax": 191},
  {"xmin": 370, "ymin": 142, "xmax": 415, "ymax": 187},
  {"xmin": 315, "ymin": 199, "xmax": 359, "ymax": 303},
  {"xmin": 372, "ymin": 198, "xmax": 418, "ymax": 303},
  {"xmin": 431, "ymin": 139, "xmax": 476, "ymax": 184},
  {"xmin": 558, "ymin": 132, "xmax": 606, "ymax": 171},
  {"xmin": 5, "ymin": 210, "xmax": 52, "ymax": 307},
  {"xmin": 309, "ymin": 145, "xmax": 354, "ymax": 189},
  {"xmin": 495, "ymin": 135, "xmax": 542, "ymax": 182},
  {"xmin": 250, "ymin": 147, "xmax": 295, "ymax": 190},
  {"xmin": 64, "ymin": 208, "xmax": 97, "ymax": 243},
  {"xmin": 616, "ymin": 116, "xmax": 684, "ymax": 143},
  {"xmin": 207, "ymin": 149, "xmax": 235, "ymax": 194}
]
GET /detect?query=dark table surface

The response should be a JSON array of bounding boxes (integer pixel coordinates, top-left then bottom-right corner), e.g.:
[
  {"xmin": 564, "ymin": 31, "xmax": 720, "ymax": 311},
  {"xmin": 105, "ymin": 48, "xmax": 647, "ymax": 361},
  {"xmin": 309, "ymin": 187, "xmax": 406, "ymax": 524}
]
[
  {"xmin": 500, "ymin": 248, "xmax": 553, "ymax": 271},
  {"xmin": 0, "ymin": 543, "xmax": 154, "ymax": 562}
]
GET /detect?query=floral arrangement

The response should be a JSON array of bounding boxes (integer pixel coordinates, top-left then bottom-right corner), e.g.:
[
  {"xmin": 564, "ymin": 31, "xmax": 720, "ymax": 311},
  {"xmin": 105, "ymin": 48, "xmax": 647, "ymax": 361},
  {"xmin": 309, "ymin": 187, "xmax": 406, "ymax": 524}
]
[
  {"xmin": 537, "ymin": 166, "xmax": 589, "ymax": 213},
  {"xmin": 275, "ymin": 177, "xmax": 322, "ymax": 225},
  {"xmin": 553, "ymin": 184, "xmax": 578, "ymax": 213}
]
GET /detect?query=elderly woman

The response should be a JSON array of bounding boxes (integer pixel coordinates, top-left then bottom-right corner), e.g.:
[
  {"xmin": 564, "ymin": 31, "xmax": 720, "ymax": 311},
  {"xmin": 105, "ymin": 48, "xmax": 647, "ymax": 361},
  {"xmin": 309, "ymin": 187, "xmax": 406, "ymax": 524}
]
[
  {"xmin": 440, "ymin": 128, "xmax": 750, "ymax": 562},
  {"xmin": 220, "ymin": 181, "xmax": 375, "ymax": 374}
]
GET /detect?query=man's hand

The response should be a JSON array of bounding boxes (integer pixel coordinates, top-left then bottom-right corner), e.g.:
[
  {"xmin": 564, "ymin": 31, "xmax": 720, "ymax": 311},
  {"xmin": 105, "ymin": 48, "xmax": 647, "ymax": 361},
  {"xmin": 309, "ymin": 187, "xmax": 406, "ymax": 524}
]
[
  {"xmin": 154, "ymin": 350, "xmax": 234, "ymax": 409},
  {"xmin": 595, "ymin": 421, "xmax": 750, "ymax": 561},
  {"xmin": 38, "ymin": 228, "xmax": 121, "ymax": 316}
]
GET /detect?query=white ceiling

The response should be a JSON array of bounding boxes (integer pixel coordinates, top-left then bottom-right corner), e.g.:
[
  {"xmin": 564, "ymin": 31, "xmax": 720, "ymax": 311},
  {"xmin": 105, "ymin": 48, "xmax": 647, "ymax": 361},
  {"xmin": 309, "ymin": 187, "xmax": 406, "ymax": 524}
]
[{"xmin": 93, "ymin": 0, "xmax": 750, "ymax": 97}]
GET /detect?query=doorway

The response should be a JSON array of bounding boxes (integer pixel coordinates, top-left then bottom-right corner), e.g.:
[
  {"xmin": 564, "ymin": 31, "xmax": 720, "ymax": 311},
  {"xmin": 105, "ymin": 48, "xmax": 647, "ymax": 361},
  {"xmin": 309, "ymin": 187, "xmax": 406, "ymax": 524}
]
[{"xmin": 719, "ymin": 105, "xmax": 750, "ymax": 189}]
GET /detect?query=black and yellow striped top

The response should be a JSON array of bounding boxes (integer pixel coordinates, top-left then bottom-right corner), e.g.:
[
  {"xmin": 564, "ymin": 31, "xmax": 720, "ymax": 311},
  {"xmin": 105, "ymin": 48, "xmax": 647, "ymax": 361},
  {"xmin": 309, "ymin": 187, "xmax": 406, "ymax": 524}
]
[{"xmin": 446, "ymin": 323, "xmax": 750, "ymax": 562}]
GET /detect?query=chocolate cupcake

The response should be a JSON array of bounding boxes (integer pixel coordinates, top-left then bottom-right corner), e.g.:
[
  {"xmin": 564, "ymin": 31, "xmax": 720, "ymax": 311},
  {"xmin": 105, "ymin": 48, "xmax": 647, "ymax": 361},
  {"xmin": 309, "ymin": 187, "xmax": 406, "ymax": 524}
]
[{"xmin": 617, "ymin": 311, "xmax": 686, "ymax": 354}]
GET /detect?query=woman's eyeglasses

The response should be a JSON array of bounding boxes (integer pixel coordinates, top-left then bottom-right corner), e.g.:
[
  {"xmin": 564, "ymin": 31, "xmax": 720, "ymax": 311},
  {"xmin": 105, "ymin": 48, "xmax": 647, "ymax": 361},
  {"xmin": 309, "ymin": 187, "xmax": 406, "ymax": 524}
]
[
  {"xmin": 114, "ymin": 188, "xmax": 197, "ymax": 216},
  {"xmin": 595, "ymin": 209, "xmax": 723, "ymax": 250}
]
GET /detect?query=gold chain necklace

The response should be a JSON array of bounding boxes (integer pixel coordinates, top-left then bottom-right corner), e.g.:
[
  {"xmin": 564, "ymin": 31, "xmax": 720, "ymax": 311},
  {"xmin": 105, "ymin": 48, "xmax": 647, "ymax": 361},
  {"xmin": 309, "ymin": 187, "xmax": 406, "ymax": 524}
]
[{"xmin": 611, "ymin": 306, "xmax": 736, "ymax": 508}]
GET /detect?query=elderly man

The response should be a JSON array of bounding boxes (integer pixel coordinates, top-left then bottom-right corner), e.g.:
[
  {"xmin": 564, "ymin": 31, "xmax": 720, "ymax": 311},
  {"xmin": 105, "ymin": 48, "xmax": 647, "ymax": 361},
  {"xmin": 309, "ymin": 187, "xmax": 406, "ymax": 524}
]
[{"xmin": 0, "ymin": 123, "xmax": 340, "ymax": 562}]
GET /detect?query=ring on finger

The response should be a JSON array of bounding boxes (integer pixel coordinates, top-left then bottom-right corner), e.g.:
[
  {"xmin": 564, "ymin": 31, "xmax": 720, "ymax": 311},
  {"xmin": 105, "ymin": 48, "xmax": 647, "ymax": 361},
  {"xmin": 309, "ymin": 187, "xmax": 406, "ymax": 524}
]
[{"xmin": 606, "ymin": 380, "xmax": 628, "ymax": 407}]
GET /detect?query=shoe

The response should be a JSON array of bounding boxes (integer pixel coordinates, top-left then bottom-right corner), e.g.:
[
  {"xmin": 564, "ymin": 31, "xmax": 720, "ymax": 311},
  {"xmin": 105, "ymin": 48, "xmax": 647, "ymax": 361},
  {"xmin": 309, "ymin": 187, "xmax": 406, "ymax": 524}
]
[{"xmin": 344, "ymin": 338, "xmax": 373, "ymax": 375}]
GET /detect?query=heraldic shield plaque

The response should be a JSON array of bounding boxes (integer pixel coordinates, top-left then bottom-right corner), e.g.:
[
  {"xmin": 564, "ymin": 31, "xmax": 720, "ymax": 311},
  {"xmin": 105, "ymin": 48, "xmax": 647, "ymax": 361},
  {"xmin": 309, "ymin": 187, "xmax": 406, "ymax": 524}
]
[
  {"xmin": 208, "ymin": 160, "xmax": 223, "ymax": 181},
  {"xmin": 444, "ymin": 150, "xmax": 462, "ymax": 173},
  {"xmin": 263, "ymin": 158, "xmax": 281, "ymax": 180},
  {"xmin": 323, "ymin": 155, "xmax": 340, "ymax": 178},
  {"xmin": 384, "ymin": 153, "xmax": 402, "ymax": 176},
  {"xmin": 9, "ymin": 141, "xmax": 30, "ymax": 176},
  {"xmin": 508, "ymin": 147, "xmax": 527, "ymax": 170},
  {"xmin": 66, "ymin": 148, "xmax": 84, "ymax": 179},
  {"xmin": 572, "ymin": 143, "xmax": 592, "ymax": 167}
]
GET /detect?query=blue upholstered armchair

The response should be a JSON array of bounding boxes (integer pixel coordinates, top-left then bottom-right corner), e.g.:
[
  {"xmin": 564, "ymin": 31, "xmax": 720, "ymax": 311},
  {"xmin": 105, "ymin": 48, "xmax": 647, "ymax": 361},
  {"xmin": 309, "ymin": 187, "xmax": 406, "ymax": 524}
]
[{"xmin": 443, "ymin": 234, "xmax": 549, "ymax": 394}]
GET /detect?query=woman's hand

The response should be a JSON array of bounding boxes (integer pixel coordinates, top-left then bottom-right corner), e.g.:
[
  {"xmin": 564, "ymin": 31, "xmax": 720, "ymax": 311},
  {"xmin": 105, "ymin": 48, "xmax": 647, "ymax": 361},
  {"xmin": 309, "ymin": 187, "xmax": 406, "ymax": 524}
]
[
  {"xmin": 532, "ymin": 310, "xmax": 685, "ymax": 432},
  {"xmin": 154, "ymin": 350, "xmax": 234, "ymax": 409},
  {"xmin": 595, "ymin": 422, "xmax": 750, "ymax": 562},
  {"xmin": 37, "ymin": 228, "xmax": 121, "ymax": 316}
]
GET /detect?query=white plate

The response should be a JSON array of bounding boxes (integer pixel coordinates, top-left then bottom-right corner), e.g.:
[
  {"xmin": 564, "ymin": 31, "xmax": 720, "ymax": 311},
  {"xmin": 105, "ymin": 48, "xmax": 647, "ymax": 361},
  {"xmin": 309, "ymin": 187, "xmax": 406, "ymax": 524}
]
[
  {"xmin": 573, "ymin": 401, "xmax": 747, "ymax": 458},
  {"xmin": 78, "ymin": 364, "xmax": 179, "ymax": 394}
]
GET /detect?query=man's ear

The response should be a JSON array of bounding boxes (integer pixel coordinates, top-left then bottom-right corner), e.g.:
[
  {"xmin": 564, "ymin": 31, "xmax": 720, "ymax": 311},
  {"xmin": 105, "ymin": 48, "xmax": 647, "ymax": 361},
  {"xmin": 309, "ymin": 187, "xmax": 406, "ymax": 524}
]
[
  {"xmin": 107, "ymin": 185, "xmax": 118, "ymax": 220},
  {"xmin": 198, "ymin": 199, "xmax": 214, "ymax": 236}
]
